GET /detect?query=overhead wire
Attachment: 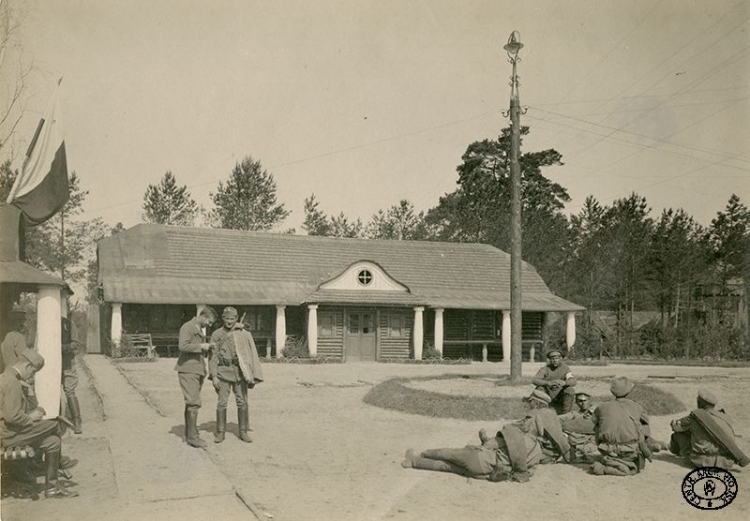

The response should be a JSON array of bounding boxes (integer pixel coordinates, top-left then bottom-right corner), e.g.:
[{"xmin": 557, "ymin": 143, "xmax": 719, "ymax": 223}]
[{"xmin": 540, "ymin": 4, "xmax": 749, "ymax": 153}]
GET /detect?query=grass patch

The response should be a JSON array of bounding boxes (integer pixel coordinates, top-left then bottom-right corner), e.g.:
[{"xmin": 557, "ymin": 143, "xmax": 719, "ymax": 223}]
[{"xmin": 363, "ymin": 374, "xmax": 685, "ymax": 421}]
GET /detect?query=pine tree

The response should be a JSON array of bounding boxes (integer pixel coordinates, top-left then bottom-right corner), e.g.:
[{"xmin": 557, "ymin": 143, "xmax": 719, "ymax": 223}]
[
  {"xmin": 301, "ymin": 194, "xmax": 331, "ymax": 236},
  {"xmin": 142, "ymin": 171, "xmax": 199, "ymax": 226},
  {"xmin": 209, "ymin": 156, "xmax": 289, "ymax": 231}
]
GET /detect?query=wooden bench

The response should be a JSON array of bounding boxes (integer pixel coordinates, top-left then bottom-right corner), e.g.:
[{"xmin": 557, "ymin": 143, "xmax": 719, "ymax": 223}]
[
  {"xmin": 149, "ymin": 334, "xmax": 180, "ymax": 357},
  {"xmin": 443, "ymin": 340, "xmax": 502, "ymax": 361},
  {"xmin": 123, "ymin": 333, "xmax": 155, "ymax": 358}
]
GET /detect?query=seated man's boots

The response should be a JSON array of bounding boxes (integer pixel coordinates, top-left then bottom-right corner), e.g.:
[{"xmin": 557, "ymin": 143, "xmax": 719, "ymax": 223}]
[
  {"xmin": 67, "ymin": 396, "xmax": 83, "ymax": 434},
  {"xmin": 214, "ymin": 409, "xmax": 226, "ymax": 443},
  {"xmin": 237, "ymin": 407, "xmax": 252, "ymax": 443},
  {"xmin": 43, "ymin": 451, "xmax": 78, "ymax": 498},
  {"xmin": 186, "ymin": 408, "xmax": 207, "ymax": 449}
]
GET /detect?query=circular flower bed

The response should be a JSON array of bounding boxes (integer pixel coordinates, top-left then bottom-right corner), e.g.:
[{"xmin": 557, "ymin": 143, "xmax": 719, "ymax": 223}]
[{"xmin": 363, "ymin": 374, "xmax": 685, "ymax": 421}]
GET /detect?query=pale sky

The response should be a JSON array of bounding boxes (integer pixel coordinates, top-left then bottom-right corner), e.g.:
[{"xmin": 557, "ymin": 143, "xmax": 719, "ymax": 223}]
[{"xmin": 7, "ymin": 0, "xmax": 750, "ymax": 231}]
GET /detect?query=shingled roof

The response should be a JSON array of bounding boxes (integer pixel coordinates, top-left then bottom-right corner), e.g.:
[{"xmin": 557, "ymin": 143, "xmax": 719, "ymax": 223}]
[{"xmin": 97, "ymin": 224, "xmax": 583, "ymax": 311}]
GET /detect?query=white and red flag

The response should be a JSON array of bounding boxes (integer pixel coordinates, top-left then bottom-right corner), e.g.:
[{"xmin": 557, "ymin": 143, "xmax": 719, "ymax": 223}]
[{"xmin": 6, "ymin": 81, "xmax": 69, "ymax": 225}]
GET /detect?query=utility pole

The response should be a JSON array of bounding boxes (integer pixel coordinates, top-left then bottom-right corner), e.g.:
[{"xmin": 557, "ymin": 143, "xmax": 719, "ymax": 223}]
[{"xmin": 503, "ymin": 31, "xmax": 524, "ymax": 384}]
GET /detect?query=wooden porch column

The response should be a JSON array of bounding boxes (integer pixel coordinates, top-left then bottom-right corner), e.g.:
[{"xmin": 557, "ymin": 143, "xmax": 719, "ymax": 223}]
[
  {"xmin": 413, "ymin": 307, "xmax": 424, "ymax": 360},
  {"xmin": 566, "ymin": 312, "xmax": 577, "ymax": 350},
  {"xmin": 433, "ymin": 308, "xmax": 444, "ymax": 357},
  {"xmin": 111, "ymin": 302, "xmax": 123, "ymax": 346},
  {"xmin": 502, "ymin": 310, "xmax": 511, "ymax": 362},
  {"xmin": 307, "ymin": 304, "xmax": 318, "ymax": 357},
  {"xmin": 37, "ymin": 285, "xmax": 62, "ymax": 418},
  {"xmin": 275, "ymin": 305, "xmax": 286, "ymax": 359}
]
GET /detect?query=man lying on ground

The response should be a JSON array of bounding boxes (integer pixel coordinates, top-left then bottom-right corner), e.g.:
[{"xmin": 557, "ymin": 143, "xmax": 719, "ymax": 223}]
[{"xmin": 401, "ymin": 390, "xmax": 570, "ymax": 483}]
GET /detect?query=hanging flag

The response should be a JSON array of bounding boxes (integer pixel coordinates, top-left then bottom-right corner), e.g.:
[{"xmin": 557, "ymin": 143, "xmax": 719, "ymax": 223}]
[{"xmin": 6, "ymin": 81, "xmax": 69, "ymax": 225}]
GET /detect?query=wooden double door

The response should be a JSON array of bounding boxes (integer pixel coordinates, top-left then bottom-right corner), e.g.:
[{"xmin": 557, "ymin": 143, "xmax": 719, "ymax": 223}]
[{"xmin": 345, "ymin": 309, "xmax": 377, "ymax": 361}]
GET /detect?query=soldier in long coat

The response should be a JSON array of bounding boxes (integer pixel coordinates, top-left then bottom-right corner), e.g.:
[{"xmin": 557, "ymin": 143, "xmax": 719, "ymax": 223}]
[
  {"xmin": 669, "ymin": 389, "xmax": 749, "ymax": 469},
  {"xmin": 209, "ymin": 307, "xmax": 264, "ymax": 444}
]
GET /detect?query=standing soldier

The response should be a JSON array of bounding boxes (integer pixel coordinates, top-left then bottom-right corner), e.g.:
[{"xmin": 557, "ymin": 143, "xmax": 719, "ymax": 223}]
[
  {"xmin": 176, "ymin": 306, "xmax": 217, "ymax": 449},
  {"xmin": 61, "ymin": 316, "xmax": 82, "ymax": 434},
  {"xmin": 531, "ymin": 349, "xmax": 577, "ymax": 414},
  {"xmin": 209, "ymin": 307, "xmax": 264, "ymax": 444}
]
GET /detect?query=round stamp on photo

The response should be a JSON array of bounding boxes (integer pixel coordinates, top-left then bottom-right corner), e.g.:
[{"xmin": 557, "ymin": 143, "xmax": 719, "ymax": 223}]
[{"xmin": 681, "ymin": 466, "xmax": 738, "ymax": 510}]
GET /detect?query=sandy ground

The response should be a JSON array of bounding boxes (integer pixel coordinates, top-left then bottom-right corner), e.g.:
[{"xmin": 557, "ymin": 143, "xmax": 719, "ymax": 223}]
[{"xmin": 111, "ymin": 359, "xmax": 750, "ymax": 521}]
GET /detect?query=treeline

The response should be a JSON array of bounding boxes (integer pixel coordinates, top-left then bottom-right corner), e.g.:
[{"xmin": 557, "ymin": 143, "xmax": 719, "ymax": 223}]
[{"xmin": 2, "ymin": 124, "xmax": 748, "ymax": 360}]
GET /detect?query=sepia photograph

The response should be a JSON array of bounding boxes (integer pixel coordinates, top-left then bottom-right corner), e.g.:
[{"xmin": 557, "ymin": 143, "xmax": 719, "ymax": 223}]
[{"xmin": 1, "ymin": 0, "xmax": 748, "ymax": 519}]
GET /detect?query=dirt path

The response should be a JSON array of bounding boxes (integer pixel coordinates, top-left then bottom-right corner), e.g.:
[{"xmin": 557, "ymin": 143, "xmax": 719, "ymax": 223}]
[{"xmin": 110, "ymin": 360, "xmax": 750, "ymax": 520}]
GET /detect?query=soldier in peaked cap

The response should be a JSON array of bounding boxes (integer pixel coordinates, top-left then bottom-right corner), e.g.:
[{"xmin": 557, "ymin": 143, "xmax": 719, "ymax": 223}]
[
  {"xmin": 0, "ymin": 348, "xmax": 79, "ymax": 498},
  {"xmin": 670, "ymin": 389, "xmax": 749, "ymax": 469},
  {"xmin": 176, "ymin": 306, "xmax": 218, "ymax": 449},
  {"xmin": 209, "ymin": 307, "xmax": 264, "ymax": 444},
  {"xmin": 559, "ymin": 392, "xmax": 598, "ymax": 463},
  {"xmin": 531, "ymin": 349, "xmax": 577, "ymax": 414}
]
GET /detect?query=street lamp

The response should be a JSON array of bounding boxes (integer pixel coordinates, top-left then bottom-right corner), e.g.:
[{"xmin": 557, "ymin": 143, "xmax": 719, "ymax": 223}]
[{"xmin": 504, "ymin": 31, "xmax": 524, "ymax": 383}]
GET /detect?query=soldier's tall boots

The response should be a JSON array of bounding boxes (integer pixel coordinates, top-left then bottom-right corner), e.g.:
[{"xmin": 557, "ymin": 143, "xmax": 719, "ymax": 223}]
[
  {"xmin": 409, "ymin": 456, "xmax": 456, "ymax": 473},
  {"xmin": 186, "ymin": 408, "xmax": 207, "ymax": 449},
  {"xmin": 237, "ymin": 407, "xmax": 252, "ymax": 443},
  {"xmin": 184, "ymin": 406, "xmax": 190, "ymax": 441},
  {"xmin": 67, "ymin": 396, "xmax": 83, "ymax": 434},
  {"xmin": 214, "ymin": 408, "xmax": 226, "ymax": 443},
  {"xmin": 43, "ymin": 451, "xmax": 79, "ymax": 499}
]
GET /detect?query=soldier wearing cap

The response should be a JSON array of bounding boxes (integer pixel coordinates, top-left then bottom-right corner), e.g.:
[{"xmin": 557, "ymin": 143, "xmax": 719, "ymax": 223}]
[
  {"xmin": 558, "ymin": 392, "xmax": 597, "ymax": 463},
  {"xmin": 590, "ymin": 377, "xmax": 651, "ymax": 476},
  {"xmin": 176, "ymin": 306, "xmax": 218, "ymax": 449},
  {"xmin": 0, "ymin": 348, "xmax": 79, "ymax": 498},
  {"xmin": 531, "ymin": 349, "xmax": 577, "ymax": 414},
  {"xmin": 669, "ymin": 389, "xmax": 749, "ymax": 469},
  {"xmin": 403, "ymin": 392, "xmax": 557, "ymax": 483},
  {"xmin": 209, "ymin": 307, "xmax": 260, "ymax": 444},
  {"xmin": 1, "ymin": 310, "xmax": 39, "ymax": 412}
]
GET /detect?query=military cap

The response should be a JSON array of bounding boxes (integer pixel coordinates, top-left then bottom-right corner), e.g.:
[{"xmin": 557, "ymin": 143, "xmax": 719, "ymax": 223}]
[
  {"xmin": 697, "ymin": 389, "xmax": 718, "ymax": 406},
  {"xmin": 526, "ymin": 389, "xmax": 552, "ymax": 405},
  {"xmin": 546, "ymin": 349, "xmax": 563, "ymax": 359},
  {"xmin": 575, "ymin": 392, "xmax": 591, "ymax": 399},
  {"xmin": 19, "ymin": 348, "xmax": 45, "ymax": 371},
  {"xmin": 610, "ymin": 376, "xmax": 634, "ymax": 398},
  {"xmin": 222, "ymin": 307, "xmax": 238, "ymax": 318}
]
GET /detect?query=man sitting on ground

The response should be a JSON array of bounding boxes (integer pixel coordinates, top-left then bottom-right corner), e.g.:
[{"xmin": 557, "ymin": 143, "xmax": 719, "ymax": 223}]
[
  {"xmin": 590, "ymin": 377, "xmax": 651, "ymax": 476},
  {"xmin": 669, "ymin": 389, "xmax": 749, "ymax": 469},
  {"xmin": 0, "ymin": 348, "xmax": 79, "ymax": 498},
  {"xmin": 531, "ymin": 349, "xmax": 576, "ymax": 414},
  {"xmin": 559, "ymin": 392, "xmax": 598, "ymax": 463}
]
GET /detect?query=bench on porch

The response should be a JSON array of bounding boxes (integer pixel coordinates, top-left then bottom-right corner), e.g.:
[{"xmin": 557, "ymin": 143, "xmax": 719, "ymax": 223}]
[
  {"xmin": 443, "ymin": 340, "xmax": 501, "ymax": 361},
  {"xmin": 149, "ymin": 333, "xmax": 179, "ymax": 357},
  {"xmin": 122, "ymin": 333, "xmax": 155, "ymax": 358}
]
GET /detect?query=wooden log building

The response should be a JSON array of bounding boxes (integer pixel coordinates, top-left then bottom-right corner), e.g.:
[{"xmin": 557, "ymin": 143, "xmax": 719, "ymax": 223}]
[{"xmin": 96, "ymin": 224, "xmax": 584, "ymax": 362}]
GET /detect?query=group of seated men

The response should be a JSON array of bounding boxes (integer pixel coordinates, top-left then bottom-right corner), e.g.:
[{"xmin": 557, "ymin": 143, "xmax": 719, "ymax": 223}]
[{"xmin": 402, "ymin": 349, "xmax": 748, "ymax": 482}]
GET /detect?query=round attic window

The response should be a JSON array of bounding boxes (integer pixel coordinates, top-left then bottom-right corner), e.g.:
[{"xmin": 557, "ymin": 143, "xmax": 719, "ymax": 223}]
[{"xmin": 357, "ymin": 269, "xmax": 373, "ymax": 286}]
